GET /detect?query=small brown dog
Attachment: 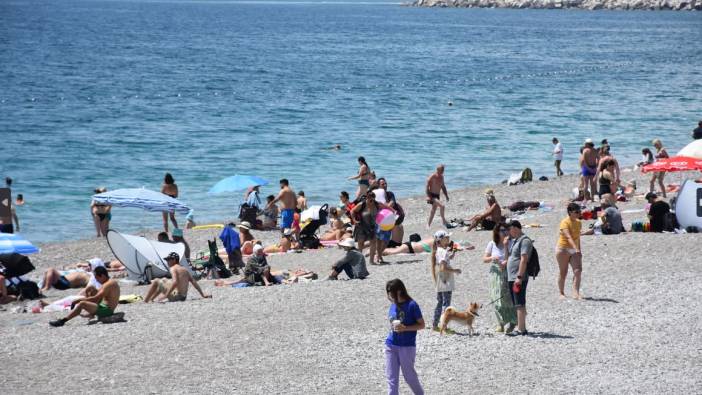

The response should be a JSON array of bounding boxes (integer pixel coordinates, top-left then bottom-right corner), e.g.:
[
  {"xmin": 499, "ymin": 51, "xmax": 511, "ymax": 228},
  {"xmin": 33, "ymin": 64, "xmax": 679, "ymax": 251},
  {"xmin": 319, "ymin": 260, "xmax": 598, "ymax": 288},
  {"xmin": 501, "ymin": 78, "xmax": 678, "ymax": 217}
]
[{"xmin": 439, "ymin": 302, "xmax": 482, "ymax": 335}]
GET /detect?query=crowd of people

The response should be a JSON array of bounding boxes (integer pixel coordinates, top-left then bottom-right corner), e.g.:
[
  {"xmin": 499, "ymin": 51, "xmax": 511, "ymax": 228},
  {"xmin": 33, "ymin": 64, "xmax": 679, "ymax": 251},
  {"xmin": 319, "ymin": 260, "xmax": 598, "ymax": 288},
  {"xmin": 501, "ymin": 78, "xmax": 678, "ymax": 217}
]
[{"xmin": 2, "ymin": 122, "xmax": 700, "ymax": 395}]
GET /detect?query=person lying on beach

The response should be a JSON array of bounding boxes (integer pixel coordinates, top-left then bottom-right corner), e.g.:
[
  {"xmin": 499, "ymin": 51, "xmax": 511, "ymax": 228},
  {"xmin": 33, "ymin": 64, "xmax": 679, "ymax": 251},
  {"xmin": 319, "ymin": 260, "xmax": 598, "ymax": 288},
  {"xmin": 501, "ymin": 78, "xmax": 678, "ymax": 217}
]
[
  {"xmin": 465, "ymin": 190, "xmax": 503, "ymax": 232},
  {"xmin": 144, "ymin": 252, "xmax": 211, "ymax": 303},
  {"xmin": 0, "ymin": 274, "xmax": 17, "ymax": 304},
  {"xmin": 263, "ymin": 228, "xmax": 299, "ymax": 254},
  {"xmin": 40, "ymin": 268, "xmax": 92, "ymax": 293},
  {"xmin": 327, "ymin": 239, "xmax": 369, "ymax": 280},
  {"xmin": 383, "ymin": 237, "xmax": 472, "ymax": 256},
  {"xmin": 320, "ymin": 208, "xmax": 351, "ymax": 241},
  {"xmin": 49, "ymin": 267, "xmax": 120, "ymax": 327},
  {"xmin": 35, "ymin": 287, "xmax": 97, "ymax": 313},
  {"xmin": 73, "ymin": 258, "xmax": 124, "ymax": 272}
]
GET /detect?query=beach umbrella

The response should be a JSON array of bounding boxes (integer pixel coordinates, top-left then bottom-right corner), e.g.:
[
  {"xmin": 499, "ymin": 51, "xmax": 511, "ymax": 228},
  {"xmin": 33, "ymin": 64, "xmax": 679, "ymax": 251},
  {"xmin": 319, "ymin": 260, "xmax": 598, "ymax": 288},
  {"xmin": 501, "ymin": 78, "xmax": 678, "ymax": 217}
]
[
  {"xmin": 0, "ymin": 232, "xmax": 40, "ymax": 255},
  {"xmin": 677, "ymin": 140, "xmax": 702, "ymax": 159},
  {"xmin": 92, "ymin": 188, "xmax": 191, "ymax": 214},
  {"xmin": 208, "ymin": 175, "xmax": 269, "ymax": 194},
  {"xmin": 641, "ymin": 156, "xmax": 702, "ymax": 173}
]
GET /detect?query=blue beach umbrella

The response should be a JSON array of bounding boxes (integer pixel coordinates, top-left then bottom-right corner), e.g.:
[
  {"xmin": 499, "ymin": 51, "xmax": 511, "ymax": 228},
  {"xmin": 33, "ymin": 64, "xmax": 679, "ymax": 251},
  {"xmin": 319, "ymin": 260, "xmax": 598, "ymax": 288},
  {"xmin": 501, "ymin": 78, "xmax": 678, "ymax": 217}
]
[
  {"xmin": 208, "ymin": 175, "xmax": 269, "ymax": 194},
  {"xmin": 0, "ymin": 233, "xmax": 40, "ymax": 254},
  {"xmin": 92, "ymin": 188, "xmax": 191, "ymax": 214}
]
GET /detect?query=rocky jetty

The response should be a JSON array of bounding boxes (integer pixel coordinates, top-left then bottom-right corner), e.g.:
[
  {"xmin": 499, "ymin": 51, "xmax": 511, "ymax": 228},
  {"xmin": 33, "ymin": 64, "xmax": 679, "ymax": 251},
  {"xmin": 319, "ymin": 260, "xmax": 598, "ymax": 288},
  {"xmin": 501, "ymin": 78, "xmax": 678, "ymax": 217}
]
[{"xmin": 411, "ymin": 0, "xmax": 701, "ymax": 10}]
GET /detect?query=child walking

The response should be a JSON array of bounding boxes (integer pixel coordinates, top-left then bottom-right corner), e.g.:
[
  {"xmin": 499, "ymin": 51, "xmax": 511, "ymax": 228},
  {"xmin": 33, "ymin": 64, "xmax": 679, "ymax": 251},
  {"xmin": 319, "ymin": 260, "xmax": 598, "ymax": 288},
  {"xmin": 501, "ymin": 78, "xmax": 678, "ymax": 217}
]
[
  {"xmin": 431, "ymin": 230, "xmax": 461, "ymax": 332},
  {"xmin": 385, "ymin": 279, "xmax": 425, "ymax": 395}
]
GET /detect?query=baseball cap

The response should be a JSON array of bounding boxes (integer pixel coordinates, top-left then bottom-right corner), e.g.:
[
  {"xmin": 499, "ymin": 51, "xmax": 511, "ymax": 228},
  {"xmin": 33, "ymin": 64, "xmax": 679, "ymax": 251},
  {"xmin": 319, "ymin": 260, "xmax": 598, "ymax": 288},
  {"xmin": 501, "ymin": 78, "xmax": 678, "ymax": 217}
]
[
  {"xmin": 433, "ymin": 230, "xmax": 451, "ymax": 239},
  {"xmin": 165, "ymin": 252, "xmax": 180, "ymax": 261}
]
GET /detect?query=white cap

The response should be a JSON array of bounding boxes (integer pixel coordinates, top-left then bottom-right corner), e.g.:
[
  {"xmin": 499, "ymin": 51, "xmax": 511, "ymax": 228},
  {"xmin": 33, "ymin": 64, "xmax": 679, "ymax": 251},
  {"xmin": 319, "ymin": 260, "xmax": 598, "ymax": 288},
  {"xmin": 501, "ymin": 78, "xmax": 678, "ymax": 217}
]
[
  {"xmin": 253, "ymin": 244, "xmax": 264, "ymax": 253},
  {"xmin": 585, "ymin": 138, "xmax": 593, "ymax": 144},
  {"xmin": 338, "ymin": 239, "xmax": 355, "ymax": 248},
  {"xmin": 433, "ymin": 230, "xmax": 451, "ymax": 239},
  {"xmin": 88, "ymin": 258, "xmax": 105, "ymax": 270}
]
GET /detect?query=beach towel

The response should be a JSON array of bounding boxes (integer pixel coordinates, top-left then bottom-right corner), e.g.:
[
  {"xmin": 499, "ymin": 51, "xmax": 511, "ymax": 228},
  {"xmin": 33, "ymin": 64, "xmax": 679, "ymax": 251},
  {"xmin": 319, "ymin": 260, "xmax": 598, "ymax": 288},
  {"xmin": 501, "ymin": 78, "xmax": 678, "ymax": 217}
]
[
  {"xmin": 119, "ymin": 294, "xmax": 143, "ymax": 304},
  {"xmin": 219, "ymin": 225, "xmax": 241, "ymax": 254}
]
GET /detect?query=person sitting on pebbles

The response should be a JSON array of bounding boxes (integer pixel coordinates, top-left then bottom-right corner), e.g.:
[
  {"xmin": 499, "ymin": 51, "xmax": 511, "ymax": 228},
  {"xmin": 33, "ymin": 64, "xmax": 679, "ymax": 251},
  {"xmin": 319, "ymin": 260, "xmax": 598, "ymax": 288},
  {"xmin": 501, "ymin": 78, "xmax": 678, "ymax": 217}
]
[
  {"xmin": 263, "ymin": 228, "xmax": 299, "ymax": 254},
  {"xmin": 327, "ymin": 238, "xmax": 369, "ymax": 280},
  {"xmin": 49, "ymin": 266, "xmax": 120, "ymax": 327},
  {"xmin": 144, "ymin": 252, "xmax": 211, "ymax": 303},
  {"xmin": 465, "ymin": 189, "xmax": 503, "ymax": 232}
]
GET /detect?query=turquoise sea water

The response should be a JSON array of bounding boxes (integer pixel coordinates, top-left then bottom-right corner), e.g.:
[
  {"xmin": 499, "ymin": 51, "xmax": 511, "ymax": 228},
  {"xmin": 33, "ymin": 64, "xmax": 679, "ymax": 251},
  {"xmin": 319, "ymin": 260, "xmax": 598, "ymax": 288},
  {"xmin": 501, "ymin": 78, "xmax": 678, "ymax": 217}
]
[{"xmin": 1, "ymin": 0, "xmax": 700, "ymax": 242}]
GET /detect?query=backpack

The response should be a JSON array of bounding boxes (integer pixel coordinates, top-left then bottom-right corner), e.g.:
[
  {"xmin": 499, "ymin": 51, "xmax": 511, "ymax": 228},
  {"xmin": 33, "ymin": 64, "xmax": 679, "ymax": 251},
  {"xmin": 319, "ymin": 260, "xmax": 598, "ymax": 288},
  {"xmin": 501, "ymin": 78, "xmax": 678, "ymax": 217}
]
[
  {"xmin": 7, "ymin": 279, "xmax": 41, "ymax": 300},
  {"xmin": 515, "ymin": 236, "xmax": 540, "ymax": 279}
]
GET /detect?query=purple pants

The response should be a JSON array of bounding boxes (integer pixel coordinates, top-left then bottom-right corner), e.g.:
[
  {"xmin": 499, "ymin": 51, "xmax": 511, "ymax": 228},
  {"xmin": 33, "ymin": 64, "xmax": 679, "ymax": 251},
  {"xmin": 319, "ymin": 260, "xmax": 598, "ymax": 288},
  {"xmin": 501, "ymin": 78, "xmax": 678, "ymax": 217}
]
[{"xmin": 384, "ymin": 344, "xmax": 424, "ymax": 395}]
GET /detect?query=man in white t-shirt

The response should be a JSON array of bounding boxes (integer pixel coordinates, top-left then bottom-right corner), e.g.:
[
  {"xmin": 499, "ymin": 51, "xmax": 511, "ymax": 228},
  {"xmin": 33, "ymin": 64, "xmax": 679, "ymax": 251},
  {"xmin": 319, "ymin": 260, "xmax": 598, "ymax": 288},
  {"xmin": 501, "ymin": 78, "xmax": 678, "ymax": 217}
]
[{"xmin": 552, "ymin": 137, "xmax": 564, "ymax": 177}]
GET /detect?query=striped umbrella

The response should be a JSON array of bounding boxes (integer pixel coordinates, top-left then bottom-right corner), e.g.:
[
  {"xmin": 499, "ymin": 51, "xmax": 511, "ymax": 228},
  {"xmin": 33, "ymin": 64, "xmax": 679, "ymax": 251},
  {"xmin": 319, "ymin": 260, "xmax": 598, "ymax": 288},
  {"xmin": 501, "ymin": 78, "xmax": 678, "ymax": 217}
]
[
  {"xmin": 0, "ymin": 232, "xmax": 40, "ymax": 254},
  {"xmin": 92, "ymin": 188, "xmax": 191, "ymax": 214}
]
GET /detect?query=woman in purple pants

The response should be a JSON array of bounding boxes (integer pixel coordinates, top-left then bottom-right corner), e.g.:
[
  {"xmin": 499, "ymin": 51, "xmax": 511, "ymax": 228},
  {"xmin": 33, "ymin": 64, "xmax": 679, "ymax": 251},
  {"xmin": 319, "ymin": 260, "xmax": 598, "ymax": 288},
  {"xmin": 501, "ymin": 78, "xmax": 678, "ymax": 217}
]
[{"xmin": 384, "ymin": 279, "xmax": 425, "ymax": 395}]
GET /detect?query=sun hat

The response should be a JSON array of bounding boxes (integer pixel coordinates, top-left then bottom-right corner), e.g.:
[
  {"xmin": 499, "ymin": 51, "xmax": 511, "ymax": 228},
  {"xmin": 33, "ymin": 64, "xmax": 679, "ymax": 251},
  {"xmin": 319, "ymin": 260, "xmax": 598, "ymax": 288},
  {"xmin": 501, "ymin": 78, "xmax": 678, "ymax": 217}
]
[
  {"xmin": 88, "ymin": 258, "xmax": 105, "ymax": 270},
  {"xmin": 253, "ymin": 244, "xmax": 264, "ymax": 254},
  {"xmin": 238, "ymin": 221, "xmax": 252, "ymax": 230},
  {"xmin": 433, "ymin": 230, "xmax": 451, "ymax": 239},
  {"xmin": 165, "ymin": 252, "xmax": 180, "ymax": 261},
  {"xmin": 339, "ymin": 239, "xmax": 355, "ymax": 248},
  {"xmin": 584, "ymin": 138, "xmax": 593, "ymax": 144},
  {"xmin": 172, "ymin": 228, "xmax": 183, "ymax": 238}
]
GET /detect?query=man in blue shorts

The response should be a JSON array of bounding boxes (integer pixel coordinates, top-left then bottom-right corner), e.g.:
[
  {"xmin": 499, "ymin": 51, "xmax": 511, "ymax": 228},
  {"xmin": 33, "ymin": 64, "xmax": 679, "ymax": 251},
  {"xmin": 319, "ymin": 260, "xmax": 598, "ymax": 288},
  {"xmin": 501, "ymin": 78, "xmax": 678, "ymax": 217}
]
[{"xmin": 267, "ymin": 179, "xmax": 297, "ymax": 232}]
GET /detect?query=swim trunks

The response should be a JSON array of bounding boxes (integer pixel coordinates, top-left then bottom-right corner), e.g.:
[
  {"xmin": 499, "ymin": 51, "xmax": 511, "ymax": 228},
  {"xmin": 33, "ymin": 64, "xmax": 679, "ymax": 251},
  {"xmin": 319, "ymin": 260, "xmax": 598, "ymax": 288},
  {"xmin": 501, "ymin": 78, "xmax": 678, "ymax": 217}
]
[
  {"xmin": 581, "ymin": 165, "xmax": 597, "ymax": 177},
  {"xmin": 376, "ymin": 226, "xmax": 391, "ymax": 242},
  {"xmin": 156, "ymin": 279, "xmax": 187, "ymax": 302},
  {"xmin": 280, "ymin": 209, "xmax": 294, "ymax": 229},
  {"xmin": 54, "ymin": 275, "xmax": 71, "ymax": 290},
  {"xmin": 96, "ymin": 302, "xmax": 114, "ymax": 318},
  {"xmin": 420, "ymin": 243, "xmax": 431, "ymax": 253},
  {"xmin": 403, "ymin": 241, "xmax": 415, "ymax": 254},
  {"xmin": 97, "ymin": 213, "xmax": 107, "ymax": 221},
  {"xmin": 0, "ymin": 224, "xmax": 13, "ymax": 234}
]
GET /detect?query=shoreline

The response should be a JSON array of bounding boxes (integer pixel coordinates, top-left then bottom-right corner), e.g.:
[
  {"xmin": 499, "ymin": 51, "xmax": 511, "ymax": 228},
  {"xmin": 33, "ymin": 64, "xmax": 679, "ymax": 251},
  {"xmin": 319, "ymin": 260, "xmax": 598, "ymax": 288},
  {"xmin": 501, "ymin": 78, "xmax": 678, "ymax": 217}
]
[{"xmin": 408, "ymin": 0, "xmax": 702, "ymax": 10}]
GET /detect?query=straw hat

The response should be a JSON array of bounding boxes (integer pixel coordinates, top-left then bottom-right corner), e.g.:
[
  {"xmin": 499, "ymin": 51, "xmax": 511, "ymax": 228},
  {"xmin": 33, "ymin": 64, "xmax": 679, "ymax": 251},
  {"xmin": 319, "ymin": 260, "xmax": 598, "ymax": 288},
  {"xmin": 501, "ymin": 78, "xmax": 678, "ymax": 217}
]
[{"xmin": 238, "ymin": 221, "xmax": 252, "ymax": 230}]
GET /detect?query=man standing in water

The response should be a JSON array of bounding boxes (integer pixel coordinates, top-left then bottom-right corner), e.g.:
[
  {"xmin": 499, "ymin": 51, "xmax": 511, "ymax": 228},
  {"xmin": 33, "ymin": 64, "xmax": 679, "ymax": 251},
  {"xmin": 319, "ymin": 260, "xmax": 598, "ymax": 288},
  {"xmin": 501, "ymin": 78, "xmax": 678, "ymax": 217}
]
[
  {"xmin": 552, "ymin": 137, "xmax": 564, "ymax": 177},
  {"xmin": 426, "ymin": 165, "xmax": 449, "ymax": 228},
  {"xmin": 267, "ymin": 179, "xmax": 297, "ymax": 232}
]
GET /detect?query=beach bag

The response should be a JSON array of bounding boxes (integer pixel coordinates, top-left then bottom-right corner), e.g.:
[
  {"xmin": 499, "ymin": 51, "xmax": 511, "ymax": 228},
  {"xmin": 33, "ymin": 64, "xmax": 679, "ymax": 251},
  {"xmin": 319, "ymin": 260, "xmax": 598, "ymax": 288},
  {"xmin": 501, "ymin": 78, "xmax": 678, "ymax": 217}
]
[
  {"xmin": 521, "ymin": 168, "xmax": 533, "ymax": 183},
  {"xmin": 300, "ymin": 234, "xmax": 321, "ymax": 249},
  {"xmin": 7, "ymin": 279, "xmax": 41, "ymax": 300},
  {"xmin": 238, "ymin": 204, "xmax": 258, "ymax": 225}
]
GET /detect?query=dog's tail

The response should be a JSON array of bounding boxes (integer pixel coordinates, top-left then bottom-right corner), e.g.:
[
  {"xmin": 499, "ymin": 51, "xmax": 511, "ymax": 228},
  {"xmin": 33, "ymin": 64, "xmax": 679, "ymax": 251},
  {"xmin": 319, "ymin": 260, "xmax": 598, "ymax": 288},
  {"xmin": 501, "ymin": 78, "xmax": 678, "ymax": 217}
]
[{"xmin": 439, "ymin": 306, "xmax": 455, "ymax": 335}]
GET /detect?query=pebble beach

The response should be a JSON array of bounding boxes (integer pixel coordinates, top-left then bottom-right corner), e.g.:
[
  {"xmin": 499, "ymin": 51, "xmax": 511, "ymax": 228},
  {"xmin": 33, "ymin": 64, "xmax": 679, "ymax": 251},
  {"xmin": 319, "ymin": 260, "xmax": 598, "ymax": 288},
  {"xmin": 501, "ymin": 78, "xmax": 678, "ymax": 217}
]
[{"xmin": 1, "ymin": 169, "xmax": 700, "ymax": 394}]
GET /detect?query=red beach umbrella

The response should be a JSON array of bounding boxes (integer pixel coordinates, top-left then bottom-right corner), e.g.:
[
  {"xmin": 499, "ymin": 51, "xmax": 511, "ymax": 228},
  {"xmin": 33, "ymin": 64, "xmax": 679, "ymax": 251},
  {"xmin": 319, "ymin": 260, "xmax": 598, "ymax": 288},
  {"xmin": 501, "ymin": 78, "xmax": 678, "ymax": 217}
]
[{"xmin": 642, "ymin": 156, "xmax": 702, "ymax": 173}]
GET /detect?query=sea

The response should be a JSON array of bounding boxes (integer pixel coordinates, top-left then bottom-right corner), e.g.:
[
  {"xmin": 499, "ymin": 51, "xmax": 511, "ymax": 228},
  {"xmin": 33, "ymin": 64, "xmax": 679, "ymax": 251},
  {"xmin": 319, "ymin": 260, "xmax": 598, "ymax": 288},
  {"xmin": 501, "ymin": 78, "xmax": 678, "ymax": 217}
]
[{"xmin": 1, "ymin": 0, "xmax": 700, "ymax": 242}]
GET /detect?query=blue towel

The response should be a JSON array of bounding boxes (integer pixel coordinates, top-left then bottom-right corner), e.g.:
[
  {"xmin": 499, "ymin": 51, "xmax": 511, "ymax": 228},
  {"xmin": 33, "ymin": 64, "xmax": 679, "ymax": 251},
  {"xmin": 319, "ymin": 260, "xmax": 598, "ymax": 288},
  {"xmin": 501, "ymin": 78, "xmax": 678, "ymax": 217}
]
[
  {"xmin": 219, "ymin": 226, "xmax": 241, "ymax": 254},
  {"xmin": 232, "ymin": 283, "xmax": 249, "ymax": 288}
]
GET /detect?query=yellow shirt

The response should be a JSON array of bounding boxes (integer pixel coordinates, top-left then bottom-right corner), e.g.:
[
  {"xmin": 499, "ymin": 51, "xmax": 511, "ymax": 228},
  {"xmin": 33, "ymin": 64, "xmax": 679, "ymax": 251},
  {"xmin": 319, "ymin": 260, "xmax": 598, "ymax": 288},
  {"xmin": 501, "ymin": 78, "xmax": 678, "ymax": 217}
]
[{"xmin": 557, "ymin": 216, "xmax": 581, "ymax": 249}]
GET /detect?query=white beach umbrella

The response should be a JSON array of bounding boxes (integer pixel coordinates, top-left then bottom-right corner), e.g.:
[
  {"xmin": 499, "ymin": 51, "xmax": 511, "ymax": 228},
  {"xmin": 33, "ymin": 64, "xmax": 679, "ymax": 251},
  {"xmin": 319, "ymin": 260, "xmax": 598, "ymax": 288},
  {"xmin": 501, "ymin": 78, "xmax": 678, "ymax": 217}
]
[{"xmin": 677, "ymin": 140, "xmax": 702, "ymax": 159}]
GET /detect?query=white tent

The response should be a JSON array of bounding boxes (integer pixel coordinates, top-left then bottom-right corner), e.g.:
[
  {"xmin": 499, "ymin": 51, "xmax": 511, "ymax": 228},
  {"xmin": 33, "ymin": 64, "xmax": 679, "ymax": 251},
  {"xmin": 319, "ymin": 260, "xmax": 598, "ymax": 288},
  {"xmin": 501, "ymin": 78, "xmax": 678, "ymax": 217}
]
[{"xmin": 107, "ymin": 230, "xmax": 187, "ymax": 283}]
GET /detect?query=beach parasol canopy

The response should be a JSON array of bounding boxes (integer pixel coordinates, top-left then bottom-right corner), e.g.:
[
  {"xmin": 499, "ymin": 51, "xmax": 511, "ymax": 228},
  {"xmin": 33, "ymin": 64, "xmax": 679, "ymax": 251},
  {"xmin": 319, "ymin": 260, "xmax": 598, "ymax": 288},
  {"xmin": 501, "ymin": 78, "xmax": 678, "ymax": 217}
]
[
  {"xmin": 92, "ymin": 188, "xmax": 191, "ymax": 214},
  {"xmin": 208, "ymin": 175, "xmax": 269, "ymax": 194},
  {"xmin": 642, "ymin": 156, "xmax": 702, "ymax": 173},
  {"xmin": 677, "ymin": 140, "xmax": 702, "ymax": 159},
  {"xmin": 0, "ymin": 232, "xmax": 40, "ymax": 255}
]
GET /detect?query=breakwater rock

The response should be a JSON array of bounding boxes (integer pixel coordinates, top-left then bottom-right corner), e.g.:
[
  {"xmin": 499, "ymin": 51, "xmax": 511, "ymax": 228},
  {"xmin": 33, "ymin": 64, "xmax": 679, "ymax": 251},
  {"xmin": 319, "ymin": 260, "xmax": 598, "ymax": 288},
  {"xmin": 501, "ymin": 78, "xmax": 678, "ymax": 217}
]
[{"xmin": 411, "ymin": 0, "xmax": 701, "ymax": 10}]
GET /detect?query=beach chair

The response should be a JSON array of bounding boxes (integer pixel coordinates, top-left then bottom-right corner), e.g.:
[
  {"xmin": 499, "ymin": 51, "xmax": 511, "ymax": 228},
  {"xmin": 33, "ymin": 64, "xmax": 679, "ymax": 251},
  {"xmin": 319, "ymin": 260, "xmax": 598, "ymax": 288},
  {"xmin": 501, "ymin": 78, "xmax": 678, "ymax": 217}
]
[{"xmin": 203, "ymin": 239, "xmax": 231, "ymax": 279}]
